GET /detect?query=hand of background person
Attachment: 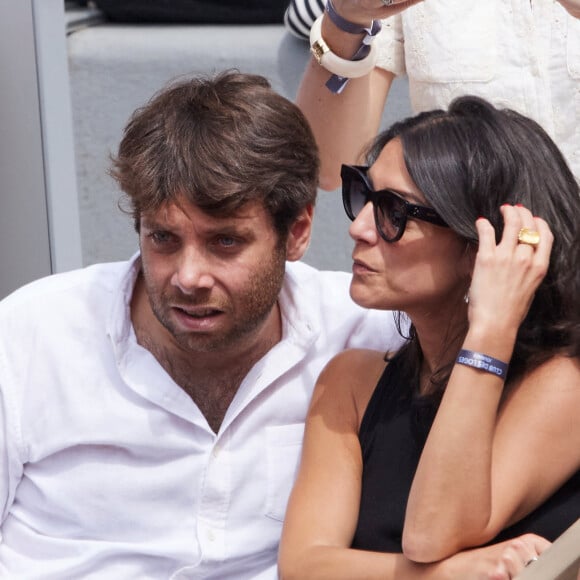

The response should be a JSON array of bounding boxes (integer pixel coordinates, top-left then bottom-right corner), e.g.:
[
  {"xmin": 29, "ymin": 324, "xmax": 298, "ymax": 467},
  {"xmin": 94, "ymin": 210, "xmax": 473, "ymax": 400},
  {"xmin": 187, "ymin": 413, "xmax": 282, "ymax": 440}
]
[
  {"xmin": 467, "ymin": 205, "xmax": 553, "ymax": 343},
  {"xmin": 556, "ymin": 0, "xmax": 580, "ymax": 18},
  {"xmin": 331, "ymin": 0, "xmax": 423, "ymax": 25}
]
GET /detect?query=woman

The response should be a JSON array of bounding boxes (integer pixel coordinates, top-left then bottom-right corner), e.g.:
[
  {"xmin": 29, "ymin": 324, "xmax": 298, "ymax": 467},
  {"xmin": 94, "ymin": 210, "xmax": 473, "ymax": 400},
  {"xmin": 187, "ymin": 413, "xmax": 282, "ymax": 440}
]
[{"xmin": 278, "ymin": 96, "xmax": 580, "ymax": 578}]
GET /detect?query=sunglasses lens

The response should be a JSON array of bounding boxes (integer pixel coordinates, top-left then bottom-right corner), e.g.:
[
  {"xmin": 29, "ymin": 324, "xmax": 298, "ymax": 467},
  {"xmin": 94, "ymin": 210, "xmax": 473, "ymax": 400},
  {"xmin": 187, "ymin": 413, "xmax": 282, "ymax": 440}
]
[
  {"xmin": 345, "ymin": 172, "xmax": 368, "ymax": 219},
  {"xmin": 376, "ymin": 194, "xmax": 406, "ymax": 242},
  {"xmin": 341, "ymin": 166, "xmax": 408, "ymax": 242}
]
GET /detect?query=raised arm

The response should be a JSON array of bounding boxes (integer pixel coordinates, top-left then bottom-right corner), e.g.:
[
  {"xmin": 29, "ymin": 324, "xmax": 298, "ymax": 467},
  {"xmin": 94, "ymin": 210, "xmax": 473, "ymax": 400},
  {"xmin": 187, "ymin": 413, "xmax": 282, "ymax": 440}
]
[
  {"xmin": 403, "ymin": 206, "xmax": 580, "ymax": 562},
  {"xmin": 295, "ymin": 0, "xmax": 420, "ymax": 190}
]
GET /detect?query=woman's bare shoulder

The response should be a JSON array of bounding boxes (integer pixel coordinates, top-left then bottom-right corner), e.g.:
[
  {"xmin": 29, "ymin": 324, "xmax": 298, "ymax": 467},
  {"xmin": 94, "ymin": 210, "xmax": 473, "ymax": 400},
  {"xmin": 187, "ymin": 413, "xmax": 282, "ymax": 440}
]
[
  {"xmin": 313, "ymin": 348, "xmax": 390, "ymax": 426},
  {"xmin": 321, "ymin": 348, "xmax": 388, "ymax": 381}
]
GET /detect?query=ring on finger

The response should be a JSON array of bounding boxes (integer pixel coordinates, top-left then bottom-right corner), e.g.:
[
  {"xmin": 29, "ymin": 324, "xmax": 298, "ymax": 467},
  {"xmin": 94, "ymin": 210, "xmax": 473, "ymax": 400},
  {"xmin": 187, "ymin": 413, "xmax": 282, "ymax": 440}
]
[
  {"xmin": 524, "ymin": 556, "xmax": 539, "ymax": 567},
  {"xmin": 518, "ymin": 227, "xmax": 540, "ymax": 247}
]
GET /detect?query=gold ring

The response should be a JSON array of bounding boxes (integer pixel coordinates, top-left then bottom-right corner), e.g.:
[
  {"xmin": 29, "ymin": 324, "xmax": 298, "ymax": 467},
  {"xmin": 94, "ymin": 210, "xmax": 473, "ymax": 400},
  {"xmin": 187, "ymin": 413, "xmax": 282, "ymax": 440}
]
[{"xmin": 518, "ymin": 227, "xmax": 540, "ymax": 247}]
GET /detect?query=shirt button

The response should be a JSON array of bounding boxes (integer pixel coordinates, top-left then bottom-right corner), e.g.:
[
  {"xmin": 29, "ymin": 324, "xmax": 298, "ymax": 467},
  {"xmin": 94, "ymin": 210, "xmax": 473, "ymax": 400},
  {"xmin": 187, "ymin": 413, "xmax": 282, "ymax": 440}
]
[
  {"xmin": 212, "ymin": 444, "xmax": 221, "ymax": 459},
  {"xmin": 207, "ymin": 530, "xmax": 215, "ymax": 542}
]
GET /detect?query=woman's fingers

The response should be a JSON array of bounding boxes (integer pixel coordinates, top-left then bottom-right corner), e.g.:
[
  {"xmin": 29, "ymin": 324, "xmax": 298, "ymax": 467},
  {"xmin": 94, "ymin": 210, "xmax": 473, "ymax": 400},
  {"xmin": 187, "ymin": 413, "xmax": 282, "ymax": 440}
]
[
  {"xmin": 530, "ymin": 216, "xmax": 554, "ymax": 274},
  {"xmin": 490, "ymin": 534, "xmax": 551, "ymax": 579},
  {"xmin": 503, "ymin": 205, "xmax": 552, "ymax": 298},
  {"xmin": 474, "ymin": 216, "xmax": 496, "ymax": 255},
  {"xmin": 499, "ymin": 204, "xmax": 530, "ymax": 250},
  {"xmin": 498, "ymin": 205, "xmax": 553, "ymax": 259},
  {"xmin": 468, "ymin": 205, "xmax": 553, "ymax": 333}
]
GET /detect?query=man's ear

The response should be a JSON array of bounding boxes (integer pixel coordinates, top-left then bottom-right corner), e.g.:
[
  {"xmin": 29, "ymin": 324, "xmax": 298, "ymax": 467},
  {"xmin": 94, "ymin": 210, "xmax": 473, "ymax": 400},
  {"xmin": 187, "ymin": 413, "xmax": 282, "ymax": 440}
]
[{"xmin": 286, "ymin": 204, "xmax": 314, "ymax": 262}]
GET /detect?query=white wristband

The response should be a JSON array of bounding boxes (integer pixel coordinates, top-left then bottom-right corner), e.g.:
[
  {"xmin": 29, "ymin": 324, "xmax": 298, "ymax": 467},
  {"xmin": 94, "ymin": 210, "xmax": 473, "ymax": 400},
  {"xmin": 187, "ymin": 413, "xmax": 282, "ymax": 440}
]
[{"xmin": 309, "ymin": 14, "xmax": 378, "ymax": 79}]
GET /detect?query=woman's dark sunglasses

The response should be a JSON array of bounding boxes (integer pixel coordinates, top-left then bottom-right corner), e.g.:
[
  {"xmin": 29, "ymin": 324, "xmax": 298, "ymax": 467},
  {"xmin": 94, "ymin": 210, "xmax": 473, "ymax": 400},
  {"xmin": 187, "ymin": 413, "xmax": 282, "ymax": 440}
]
[{"xmin": 341, "ymin": 164, "xmax": 449, "ymax": 243}]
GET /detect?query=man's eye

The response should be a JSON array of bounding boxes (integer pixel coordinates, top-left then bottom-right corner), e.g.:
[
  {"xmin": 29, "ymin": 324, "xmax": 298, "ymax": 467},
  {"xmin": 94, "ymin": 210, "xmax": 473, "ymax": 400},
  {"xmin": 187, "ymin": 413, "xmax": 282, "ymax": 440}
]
[
  {"xmin": 149, "ymin": 231, "xmax": 174, "ymax": 244},
  {"xmin": 216, "ymin": 236, "xmax": 237, "ymax": 248}
]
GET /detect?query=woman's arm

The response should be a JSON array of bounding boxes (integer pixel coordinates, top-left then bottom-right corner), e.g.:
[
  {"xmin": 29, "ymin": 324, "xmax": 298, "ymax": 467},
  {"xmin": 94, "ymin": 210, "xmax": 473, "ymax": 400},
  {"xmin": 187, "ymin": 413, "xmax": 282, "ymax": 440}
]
[
  {"xmin": 278, "ymin": 347, "xmax": 552, "ymax": 579},
  {"xmin": 279, "ymin": 348, "xmax": 396, "ymax": 578},
  {"xmin": 403, "ymin": 206, "xmax": 580, "ymax": 561},
  {"xmin": 295, "ymin": 0, "xmax": 420, "ymax": 190},
  {"xmin": 296, "ymin": 62, "xmax": 393, "ymax": 191},
  {"xmin": 279, "ymin": 348, "xmax": 452, "ymax": 579}
]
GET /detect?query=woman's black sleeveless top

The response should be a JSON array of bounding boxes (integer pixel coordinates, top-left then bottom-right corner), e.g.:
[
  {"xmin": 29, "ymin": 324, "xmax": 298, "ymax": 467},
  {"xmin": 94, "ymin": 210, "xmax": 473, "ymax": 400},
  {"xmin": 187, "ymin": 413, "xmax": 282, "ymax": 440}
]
[{"xmin": 350, "ymin": 351, "xmax": 580, "ymax": 552}]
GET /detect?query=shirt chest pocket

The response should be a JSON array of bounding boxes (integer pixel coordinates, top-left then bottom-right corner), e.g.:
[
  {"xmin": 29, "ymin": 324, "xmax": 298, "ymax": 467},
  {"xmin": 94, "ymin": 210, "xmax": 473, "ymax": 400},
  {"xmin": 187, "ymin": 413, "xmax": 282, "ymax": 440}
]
[
  {"xmin": 264, "ymin": 423, "xmax": 305, "ymax": 522},
  {"xmin": 402, "ymin": 0, "xmax": 497, "ymax": 83}
]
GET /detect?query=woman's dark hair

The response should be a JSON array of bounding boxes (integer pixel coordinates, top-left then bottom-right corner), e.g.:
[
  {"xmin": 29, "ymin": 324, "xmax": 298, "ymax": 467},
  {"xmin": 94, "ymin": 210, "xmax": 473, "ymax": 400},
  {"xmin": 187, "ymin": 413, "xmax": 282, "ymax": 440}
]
[
  {"xmin": 366, "ymin": 96, "xmax": 580, "ymax": 396},
  {"xmin": 110, "ymin": 70, "xmax": 319, "ymax": 239}
]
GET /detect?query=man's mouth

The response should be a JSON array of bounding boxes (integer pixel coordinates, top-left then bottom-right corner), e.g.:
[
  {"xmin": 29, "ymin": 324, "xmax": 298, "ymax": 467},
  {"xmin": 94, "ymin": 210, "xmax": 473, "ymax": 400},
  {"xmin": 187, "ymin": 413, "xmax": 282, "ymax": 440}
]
[{"xmin": 176, "ymin": 307, "xmax": 222, "ymax": 319}]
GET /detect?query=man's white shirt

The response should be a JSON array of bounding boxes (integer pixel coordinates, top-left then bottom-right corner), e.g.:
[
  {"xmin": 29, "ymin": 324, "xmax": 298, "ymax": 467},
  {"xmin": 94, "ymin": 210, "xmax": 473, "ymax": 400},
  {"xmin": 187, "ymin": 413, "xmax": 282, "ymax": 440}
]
[{"xmin": 0, "ymin": 256, "xmax": 403, "ymax": 579}]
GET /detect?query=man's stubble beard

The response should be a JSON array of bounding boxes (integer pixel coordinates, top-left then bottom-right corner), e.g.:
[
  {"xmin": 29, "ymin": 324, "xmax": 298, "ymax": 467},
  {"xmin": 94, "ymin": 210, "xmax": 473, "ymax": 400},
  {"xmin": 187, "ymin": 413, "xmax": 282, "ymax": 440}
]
[{"xmin": 144, "ymin": 245, "xmax": 287, "ymax": 354}]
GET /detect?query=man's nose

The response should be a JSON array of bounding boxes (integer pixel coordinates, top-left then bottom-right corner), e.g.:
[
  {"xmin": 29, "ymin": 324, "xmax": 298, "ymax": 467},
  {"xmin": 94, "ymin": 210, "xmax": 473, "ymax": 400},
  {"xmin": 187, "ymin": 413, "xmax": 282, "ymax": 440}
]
[{"xmin": 170, "ymin": 249, "xmax": 215, "ymax": 294}]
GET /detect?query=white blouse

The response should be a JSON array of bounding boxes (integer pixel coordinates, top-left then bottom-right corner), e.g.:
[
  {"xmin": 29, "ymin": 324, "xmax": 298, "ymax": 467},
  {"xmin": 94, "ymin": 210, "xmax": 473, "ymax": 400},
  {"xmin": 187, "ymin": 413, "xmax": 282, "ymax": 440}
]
[{"xmin": 377, "ymin": 0, "xmax": 580, "ymax": 179}]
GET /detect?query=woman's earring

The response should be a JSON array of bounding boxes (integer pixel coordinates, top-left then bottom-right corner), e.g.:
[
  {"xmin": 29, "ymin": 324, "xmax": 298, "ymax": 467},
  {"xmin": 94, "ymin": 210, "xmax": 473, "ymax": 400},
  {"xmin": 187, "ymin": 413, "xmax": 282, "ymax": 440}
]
[{"xmin": 464, "ymin": 290, "xmax": 470, "ymax": 305}]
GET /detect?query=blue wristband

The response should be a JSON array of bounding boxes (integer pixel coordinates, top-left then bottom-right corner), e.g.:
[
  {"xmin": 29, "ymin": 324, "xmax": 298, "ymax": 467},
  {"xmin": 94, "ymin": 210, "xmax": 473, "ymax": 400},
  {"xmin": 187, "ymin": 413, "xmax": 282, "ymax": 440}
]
[
  {"xmin": 324, "ymin": 0, "xmax": 382, "ymax": 94},
  {"xmin": 325, "ymin": 0, "xmax": 380, "ymax": 36},
  {"xmin": 456, "ymin": 349, "xmax": 509, "ymax": 380}
]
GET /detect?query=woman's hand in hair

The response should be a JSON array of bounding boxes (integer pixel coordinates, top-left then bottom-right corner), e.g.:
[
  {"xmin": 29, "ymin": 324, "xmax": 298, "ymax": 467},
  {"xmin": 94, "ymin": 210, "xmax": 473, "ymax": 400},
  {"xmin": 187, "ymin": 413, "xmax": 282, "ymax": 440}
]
[{"xmin": 467, "ymin": 204, "xmax": 553, "ymax": 345}]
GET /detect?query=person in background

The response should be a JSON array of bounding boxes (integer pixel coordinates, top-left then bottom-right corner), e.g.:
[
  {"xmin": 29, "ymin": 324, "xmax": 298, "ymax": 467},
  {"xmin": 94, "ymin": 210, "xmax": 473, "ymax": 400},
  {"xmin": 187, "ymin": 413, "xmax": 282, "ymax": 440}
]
[
  {"xmin": 279, "ymin": 96, "xmax": 580, "ymax": 578},
  {"xmin": 287, "ymin": 0, "xmax": 580, "ymax": 189}
]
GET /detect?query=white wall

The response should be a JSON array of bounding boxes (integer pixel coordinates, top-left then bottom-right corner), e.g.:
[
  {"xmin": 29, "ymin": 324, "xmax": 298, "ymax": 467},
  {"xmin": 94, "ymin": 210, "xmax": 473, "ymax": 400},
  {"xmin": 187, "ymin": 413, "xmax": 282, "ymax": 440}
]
[{"xmin": 0, "ymin": 0, "xmax": 81, "ymax": 299}]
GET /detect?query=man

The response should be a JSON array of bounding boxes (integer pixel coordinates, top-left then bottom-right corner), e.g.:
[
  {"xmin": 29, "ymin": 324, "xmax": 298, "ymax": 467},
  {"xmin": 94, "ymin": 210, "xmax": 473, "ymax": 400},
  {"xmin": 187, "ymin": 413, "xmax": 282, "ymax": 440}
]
[
  {"xmin": 0, "ymin": 71, "xmax": 550, "ymax": 579},
  {"xmin": 0, "ymin": 71, "xmax": 399, "ymax": 578}
]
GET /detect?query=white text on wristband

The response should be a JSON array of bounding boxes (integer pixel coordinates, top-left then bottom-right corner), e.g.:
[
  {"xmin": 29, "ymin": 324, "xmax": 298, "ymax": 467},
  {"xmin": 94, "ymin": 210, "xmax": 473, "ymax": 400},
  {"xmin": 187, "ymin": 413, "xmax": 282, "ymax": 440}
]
[{"xmin": 456, "ymin": 349, "xmax": 509, "ymax": 380}]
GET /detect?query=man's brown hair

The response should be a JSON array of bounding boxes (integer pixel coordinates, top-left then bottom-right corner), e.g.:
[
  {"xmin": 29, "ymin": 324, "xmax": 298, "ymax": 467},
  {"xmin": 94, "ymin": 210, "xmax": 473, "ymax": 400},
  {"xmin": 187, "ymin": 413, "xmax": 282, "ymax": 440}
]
[{"xmin": 110, "ymin": 70, "xmax": 319, "ymax": 237}]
